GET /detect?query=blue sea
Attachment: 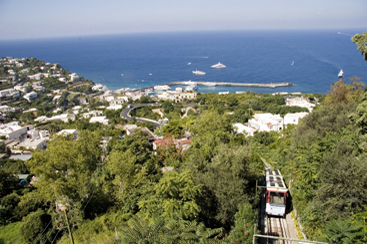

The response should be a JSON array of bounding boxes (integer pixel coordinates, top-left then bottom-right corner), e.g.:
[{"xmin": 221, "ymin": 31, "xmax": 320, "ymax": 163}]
[{"xmin": 1, "ymin": 29, "xmax": 366, "ymax": 94}]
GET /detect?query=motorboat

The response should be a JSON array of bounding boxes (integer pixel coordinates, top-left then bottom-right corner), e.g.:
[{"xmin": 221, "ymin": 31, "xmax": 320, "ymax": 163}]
[
  {"xmin": 187, "ymin": 62, "xmax": 191, "ymax": 65},
  {"xmin": 211, "ymin": 62, "xmax": 226, "ymax": 69},
  {"xmin": 192, "ymin": 70, "xmax": 206, "ymax": 75},
  {"xmin": 338, "ymin": 69, "xmax": 344, "ymax": 78},
  {"xmin": 154, "ymin": 85, "xmax": 171, "ymax": 91}
]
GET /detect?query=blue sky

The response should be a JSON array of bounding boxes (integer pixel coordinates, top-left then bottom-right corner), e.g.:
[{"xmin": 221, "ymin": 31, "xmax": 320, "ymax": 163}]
[{"xmin": 0, "ymin": 0, "xmax": 366, "ymax": 40}]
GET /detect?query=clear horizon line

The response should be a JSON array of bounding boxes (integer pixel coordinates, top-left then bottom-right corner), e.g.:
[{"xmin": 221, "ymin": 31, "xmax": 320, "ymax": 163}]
[{"xmin": 0, "ymin": 27, "xmax": 365, "ymax": 42}]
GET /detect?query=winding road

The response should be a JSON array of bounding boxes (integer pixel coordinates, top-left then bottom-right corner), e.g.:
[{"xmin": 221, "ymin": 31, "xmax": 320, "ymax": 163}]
[{"xmin": 120, "ymin": 103, "xmax": 162, "ymax": 128}]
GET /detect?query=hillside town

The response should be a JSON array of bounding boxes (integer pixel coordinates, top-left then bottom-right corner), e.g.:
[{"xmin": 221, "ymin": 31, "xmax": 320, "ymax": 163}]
[
  {"xmin": 0, "ymin": 57, "xmax": 331, "ymax": 244},
  {"xmin": 0, "ymin": 56, "xmax": 317, "ymax": 161}
]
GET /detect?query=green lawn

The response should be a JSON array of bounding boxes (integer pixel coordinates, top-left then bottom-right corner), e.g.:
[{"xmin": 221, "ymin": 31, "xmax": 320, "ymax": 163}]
[{"xmin": 0, "ymin": 222, "xmax": 23, "ymax": 244}]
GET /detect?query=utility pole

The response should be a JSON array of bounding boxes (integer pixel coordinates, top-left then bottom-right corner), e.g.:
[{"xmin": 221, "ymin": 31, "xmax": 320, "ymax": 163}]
[{"xmin": 64, "ymin": 209, "xmax": 75, "ymax": 244}]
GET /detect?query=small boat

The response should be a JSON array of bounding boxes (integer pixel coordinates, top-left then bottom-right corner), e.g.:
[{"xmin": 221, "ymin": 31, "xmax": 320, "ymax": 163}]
[
  {"xmin": 121, "ymin": 74, "xmax": 123, "ymax": 76},
  {"xmin": 192, "ymin": 70, "xmax": 206, "ymax": 75},
  {"xmin": 338, "ymin": 69, "xmax": 344, "ymax": 78},
  {"xmin": 149, "ymin": 73, "xmax": 152, "ymax": 76},
  {"xmin": 211, "ymin": 62, "xmax": 226, "ymax": 69},
  {"xmin": 187, "ymin": 62, "xmax": 191, "ymax": 65},
  {"xmin": 291, "ymin": 61, "xmax": 294, "ymax": 65}
]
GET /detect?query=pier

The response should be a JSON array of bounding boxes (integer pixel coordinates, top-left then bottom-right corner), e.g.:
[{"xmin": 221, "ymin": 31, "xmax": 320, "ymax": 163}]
[
  {"xmin": 167, "ymin": 81, "xmax": 292, "ymax": 88},
  {"xmin": 128, "ymin": 81, "xmax": 293, "ymax": 93}
]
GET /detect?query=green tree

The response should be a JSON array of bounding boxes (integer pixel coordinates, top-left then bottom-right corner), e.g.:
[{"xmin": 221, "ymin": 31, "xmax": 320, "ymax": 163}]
[
  {"xmin": 352, "ymin": 32, "xmax": 367, "ymax": 61},
  {"xmin": 322, "ymin": 217, "xmax": 365, "ymax": 244},
  {"xmin": 162, "ymin": 100, "xmax": 174, "ymax": 113},
  {"xmin": 24, "ymin": 130, "xmax": 102, "ymax": 204},
  {"xmin": 20, "ymin": 209, "xmax": 55, "ymax": 244},
  {"xmin": 119, "ymin": 215, "xmax": 168, "ymax": 244},
  {"xmin": 185, "ymin": 144, "xmax": 262, "ymax": 229},
  {"xmin": 138, "ymin": 170, "xmax": 201, "ymax": 220},
  {"xmin": 162, "ymin": 120, "xmax": 185, "ymax": 138},
  {"xmin": 189, "ymin": 110, "xmax": 233, "ymax": 161},
  {"xmin": 227, "ymin": 203, "xmax": 257, "ymax": 244}
]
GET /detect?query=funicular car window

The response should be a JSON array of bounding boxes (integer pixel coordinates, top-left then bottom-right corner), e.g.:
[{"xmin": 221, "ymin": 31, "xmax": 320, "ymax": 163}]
[{"xmin": 270, "ymin": 192, "xmax": 284, "ymax": 204}]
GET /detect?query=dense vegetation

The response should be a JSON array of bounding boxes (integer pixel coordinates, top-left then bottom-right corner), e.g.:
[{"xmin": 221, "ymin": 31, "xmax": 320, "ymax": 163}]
[
  {"xmin": 2, "ymin": 45, "xmax": 367, "ymax": 242},
  {"xmin": 262, "ymin": 79, "xmax": 367, "ymax": 243}
]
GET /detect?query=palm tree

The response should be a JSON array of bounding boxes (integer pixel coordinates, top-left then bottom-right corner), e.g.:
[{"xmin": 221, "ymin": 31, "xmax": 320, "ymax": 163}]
[
  {"xmin": 119, "ymin": 215, "xmax": 168, "ymax": 244},
  {"xmin": 323, "ymin": 217, "xmax": 365, "ymax": 244}
]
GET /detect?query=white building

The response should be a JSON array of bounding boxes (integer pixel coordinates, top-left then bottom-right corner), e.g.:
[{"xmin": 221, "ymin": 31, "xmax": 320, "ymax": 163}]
[
  {"xmin": 82, "ymin": 110, "xmax": 103, "ymax": 119},
  {"xmin": 57, "ymin": 129, "xmax": 78, "ymax": 139},
  {"xmin": 0, "ymin": 105, "xmax": 16, "ymax": 113},
  {"xmin": 286, "ymin": 97, "xmax": 315, "ymax": 112},
  {"xmin": 15, "ymin": 138, "xmax": 47, "ymax": 150},
  {"xmin": 23, "ymin": 91, "xmax": 38, "ymax": 102},
  {"xmin": 284, "ymin": 112, "xmax": 308, "ymax": 125},
  {"xmin": 233, "ymin": 123, "xmax": 257, "ymax": 137},
  {"xmin": 248, "ymin": 113, "xmax": 284, "ymax": 132},
  {"xmin": 157, "ymin": 90, "xmax": 197, "ymax": 103},
  {"xmin": 0, "ymin": 122, "xmax": 33, "ymax": 140},
  {"xmin": 58, "ymin": 77, "xmax": 67, "ymax": 82},
  {"xmin": 92, "ymin": 84, "xmax": 108, "ymax": 92},
  {"xmin": 106, "ymin": 105, "xmax": 123, "ymax": 110},
  {"xmin": 89, "ymin": 116, "xmax": 109, "ymax": 125},
  {"xmin": 14, "ymin": 85, "xmax": 28, "ymax": 93},
  {"xmin": 109, "ymin": 96, "xmax": 128, "ymax": 106},
  {"xmin": 218, "ymin": 91, "xmax": 229, "ymax": 95},
  {"xmin": 69, "ymin": 73, "xmax": 79, "ymax": 82},
  {"xmin": 72, "ymin": 106, "xmax": 82, "ymax": 114},
  {"xmin": 27, "ymin": 73, "xmax": 43, "ymax": 80},
  {"xmin": 0, "ymin": 88, "xmax": 20, "ymax": 98},
  {"xmin": 23, "ymin": 108, "xmax": 38, "ymax": 114}
]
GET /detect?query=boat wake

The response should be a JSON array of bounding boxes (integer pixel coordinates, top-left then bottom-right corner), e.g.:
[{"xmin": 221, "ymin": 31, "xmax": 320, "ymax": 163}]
[
  {"xmin": 337, "ymin": 32, "xmax": 352, "ymax": 37},
  {"xmin": 315, "ymin": 57, "xmax": 341, "ymax": 69},
  {"xmin": 188, "ymin": 56, "xmax": 209, "ymax": 59}
]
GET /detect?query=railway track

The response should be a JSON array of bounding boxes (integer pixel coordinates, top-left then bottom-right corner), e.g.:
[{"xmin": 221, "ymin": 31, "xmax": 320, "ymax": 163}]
[{"xmin": 265, "ymin": 215, "xmax": 290, "ymax": 244}]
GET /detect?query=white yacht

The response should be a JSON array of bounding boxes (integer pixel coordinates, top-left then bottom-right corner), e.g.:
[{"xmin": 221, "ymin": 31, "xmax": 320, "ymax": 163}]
[
  {"xmin": 192, "ymin": 70, "xmax": 206, "ymax": 75},
  {"xmin": 338, "ymin": 69, "xmax": 344, "ymax": 78},
  {"xmin": 154, "ymin": 85, "xmax": 171, "ymax": 91},
  {"xmin": 211, "ymin": 62, "xmax": 226, "ymax": 69}
]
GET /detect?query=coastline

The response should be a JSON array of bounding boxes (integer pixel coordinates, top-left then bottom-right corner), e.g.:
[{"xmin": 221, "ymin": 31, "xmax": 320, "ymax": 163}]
[{"xmin": 115, "ymin": 81, "xmax": 292, "ymax": 93}]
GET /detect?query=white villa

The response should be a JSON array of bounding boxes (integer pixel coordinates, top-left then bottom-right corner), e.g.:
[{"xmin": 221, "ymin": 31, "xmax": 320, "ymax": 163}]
[
  {"xmin": 57, "ymin": 129, "xmax": 78, "ymax": 139},
  {"xmin": 286, "ymin": 97, "xmax": 315, "ymax": 112},
  {"xmin": 233, "ymin": 123, "xmax": 257, "ymax": 137},
  {"xmin": 0, "ymin": 122, "xmax": 34, "ymax": 140},
  {"xmin": 23, "ymin": 91, "xmax": 38, "ymax": 102},
  {"xmin": 109, "ymin": 96, "xmax": 128, "ymax": 106},
  {"xmin": 0, "ymin": 105, "xmax": 16, "ymax": 113},
  {"xmin": 157, "ymin": 88, "xmax": 197, "ymax": 103},
  {"xmin": 0, "ymin": 88, "xmax": 20, "ymax": 98},
  {"xmin": 89, "ymin": 116, "xmax": 109, "ymax": 125},
  {"xmin": 248, "ymin": 113, "xmax": 284, "ymax": 132},
  {"xmin": 284, "ymin": 112, "xmax": 308, "ymax": 125}
]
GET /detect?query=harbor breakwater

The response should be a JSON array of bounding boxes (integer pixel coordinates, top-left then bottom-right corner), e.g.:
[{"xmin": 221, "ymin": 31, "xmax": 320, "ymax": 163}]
[
  {"xmin": 128, "ymin": 81, "xmax": 293, "ymax": 92},
  {"xmin": 167, "ymin": 81, "xmax": 292, "ymax": 88}
]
